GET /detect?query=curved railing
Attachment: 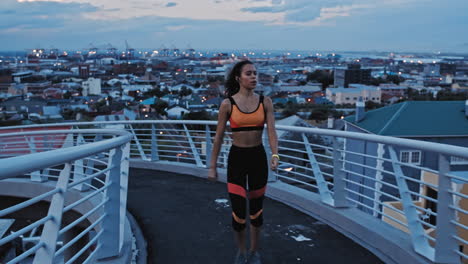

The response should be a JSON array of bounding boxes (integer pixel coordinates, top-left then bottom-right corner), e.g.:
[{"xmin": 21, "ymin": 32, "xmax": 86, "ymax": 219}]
[
  {"xmin": 0, "ymin": 129, "xmax": 132, "ymax": 264},
  {"xmin": 1, "ymin": 120, "xmax": 468, "ymax": 263}
]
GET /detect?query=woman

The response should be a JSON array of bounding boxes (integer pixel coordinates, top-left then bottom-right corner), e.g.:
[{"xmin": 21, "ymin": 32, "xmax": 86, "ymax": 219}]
[{"xmin": 208, "ymin": 60, "xmax": 279, "ymax": 264}]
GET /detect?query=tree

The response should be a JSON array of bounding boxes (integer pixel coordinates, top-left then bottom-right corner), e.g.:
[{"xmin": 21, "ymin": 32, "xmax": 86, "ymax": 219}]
[
  {"xmin": 178, "ymin": 86, "xmax": 193, "ymax": 97},
  {"xmin": 144, "ymin": 87, "xmax": 165, "ymax": 98},
  {"xmin": 282, "ymin": 101, "xmax": 299, "ymax": 117},
  {"xmin": 306, "ymin": 70, "xmax": 334, "ymax": 89},
  {"xmin": 151, "ymin": 100, "xmax": 168, "ymax": 116},
  {"xmin": 365, "ymin": 101, "xmax": 383, "ymax": 110}
]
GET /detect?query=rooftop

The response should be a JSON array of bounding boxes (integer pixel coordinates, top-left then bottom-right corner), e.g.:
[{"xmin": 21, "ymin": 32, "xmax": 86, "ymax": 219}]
[
  {"xmin": 127, "ymin": 167, "xmax": 383, "ymax": 263},
  {"xmin": 345, "ymin": 100, "xmax": 468, "ymax": 137}
]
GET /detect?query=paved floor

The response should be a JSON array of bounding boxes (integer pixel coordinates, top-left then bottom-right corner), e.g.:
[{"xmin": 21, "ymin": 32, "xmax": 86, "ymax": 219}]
[{"xmin": 127, "ymin": 168, "xmax": 383, "ymax": 264}]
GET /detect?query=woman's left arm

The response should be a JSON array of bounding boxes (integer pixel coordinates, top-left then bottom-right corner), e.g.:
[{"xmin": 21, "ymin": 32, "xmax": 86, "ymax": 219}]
[{"xmin": 264, "ymin": 96, "xmax": 279, "ymax": 170}]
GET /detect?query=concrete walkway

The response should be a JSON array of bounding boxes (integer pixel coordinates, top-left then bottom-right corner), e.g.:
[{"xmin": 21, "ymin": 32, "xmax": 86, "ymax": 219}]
[{"xmin": 127, "ymin": 168, "xmax": 383, "ymax": 264}]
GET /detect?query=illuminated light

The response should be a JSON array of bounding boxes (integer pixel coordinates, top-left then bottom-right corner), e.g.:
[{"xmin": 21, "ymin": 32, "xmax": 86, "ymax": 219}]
[
  {"xmin": 276, "ymin": 70, "xmax": 280, "ymax": 73},
  {"xmin": 398, "ymin": 72, "xmax": 402, "ymax": 75},
  {"xmin": 403, "ymin": 60, "xmax": 406, "ymax": 63},
  {"xmin": 145, "ymin": 114, "xmax": 148, "ymax": 117},
  {"xmin": 159, "ymin": 131, "xmax": 163, "ymax": 134},
  {"xmin": 283, "ymin": 167, "xmax": 293, "ymax": 172},
  {"xmin": 33, "ymin": 49, "xmax": 37, "ymax": 52},
  {"xmin": 340, "ymin": 116, "xmax": 344, "ymax": 119},
  {"xmin": 140, "ymin": 100, "xmax": 143, "ymax": 102},
  {"xmin": 433, "ymin": 61, "xmax": 436, "ymax": 63}
]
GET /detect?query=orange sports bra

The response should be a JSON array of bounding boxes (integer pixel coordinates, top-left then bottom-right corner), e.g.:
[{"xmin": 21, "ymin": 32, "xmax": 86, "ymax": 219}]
[{"xmin": 228, "ymin": 95, "xmax": 265, "ymax": 132}]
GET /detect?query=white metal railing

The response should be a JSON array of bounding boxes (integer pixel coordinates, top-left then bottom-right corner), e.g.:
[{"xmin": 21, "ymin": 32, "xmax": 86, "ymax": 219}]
[
  {"xmin": 1, "ymin": 120, "xmax": 468, "ymax": 263},
  {"xmin": 0, "ymin": 129, "xmax": 131, "ymax": 264}
]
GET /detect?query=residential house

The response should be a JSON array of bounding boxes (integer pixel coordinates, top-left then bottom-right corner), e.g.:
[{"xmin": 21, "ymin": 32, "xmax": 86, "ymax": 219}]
[{"xmin": 343, "ymin": 100, "xmax": 468, "ymax": 212}]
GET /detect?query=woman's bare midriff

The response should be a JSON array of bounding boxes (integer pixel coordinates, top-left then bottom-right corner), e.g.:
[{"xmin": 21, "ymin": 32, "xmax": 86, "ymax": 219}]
[{"xmin": 231, "ymin": 130, "xmax": 263, "ymax": 147}]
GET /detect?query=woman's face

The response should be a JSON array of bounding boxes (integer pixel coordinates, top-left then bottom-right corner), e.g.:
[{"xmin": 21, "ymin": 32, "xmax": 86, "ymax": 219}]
[{"xmin": 238, "ymin": 64, "xmax": 257, "ymax": 90}]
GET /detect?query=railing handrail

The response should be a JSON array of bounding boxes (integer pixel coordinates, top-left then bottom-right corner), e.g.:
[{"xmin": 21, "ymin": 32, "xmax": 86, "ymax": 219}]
[
  {"xmin": 1, "ymin": 120, "xmax": 466, "ymax": 159},
  {"xmin": 0, "ymin": 129, "xmax": 132, "ymax": 180}
]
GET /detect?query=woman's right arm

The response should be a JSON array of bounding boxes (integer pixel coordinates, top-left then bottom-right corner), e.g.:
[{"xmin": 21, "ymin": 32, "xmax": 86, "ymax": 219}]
[{"xmin": 208, "ymin": 99, "xmax": 230, "ymax": 181}]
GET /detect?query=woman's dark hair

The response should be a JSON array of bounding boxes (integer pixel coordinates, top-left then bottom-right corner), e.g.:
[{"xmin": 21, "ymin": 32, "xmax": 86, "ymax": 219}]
[{"xmin": 224, "ymin": 60, "xmax": 253, "ymax": 97}]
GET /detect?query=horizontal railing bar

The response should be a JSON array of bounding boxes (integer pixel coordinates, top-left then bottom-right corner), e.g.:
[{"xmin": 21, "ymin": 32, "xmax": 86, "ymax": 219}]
[
  {"xmin": 0, "ymin": 215, "xmax": 52, "ymax": 245},
  {"xmin": 67, "ymin": 166, "xmax": 114, "ymax": 189},
  {"xmin": 8, "ymin": 241, "xmax": 45, "ymax": 264},
  {"xmin": 56, "ymin": 215, "xmax": 106, "ymax": 256},
  {"xmin": 63, "ymin": 184, "xmax": 110, "ymax": 213},
  {"xmin": 0, "ymin": 188, "xmax": 61, "ymax": 218},
  {"xmin": 81, "ymin": 243, "xmax": 102, "ymax": 264},
  {"xmin": 341, "ymin": 168, "xmax": 400, "ymax": 190},
  {"xmin": 59, "ymin": 198, "xmax": 109, "ymax": 235}
]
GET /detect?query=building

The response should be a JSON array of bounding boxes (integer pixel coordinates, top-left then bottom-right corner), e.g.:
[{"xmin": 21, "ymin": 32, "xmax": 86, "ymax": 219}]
[
  {"xmin": 78, "ymin": 64, "xmax": 90, "ymax": 78},
  {"xmin": 82, "ymin": 78, "xmax": 101, "ymax": 96},
  {"xmin": 334, "ymin": 64, "xmax": 371, "ymax": 88},
  {"xmin": 343, "ymin": 100, "xmax": 468, "ymax": 214},
  {"xmin": 326, "ymin": 85, "xmax": 381, "ymax": 105}
]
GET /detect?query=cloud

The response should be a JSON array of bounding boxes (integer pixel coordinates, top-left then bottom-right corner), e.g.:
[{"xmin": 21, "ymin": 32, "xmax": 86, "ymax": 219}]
[
  {"xmin": 166, "ymin": 2, "xmax": 177, "ymax": 7},
  {"xmin": 0, "ymin": 0, "xmax": 100, "ymax": 30}
]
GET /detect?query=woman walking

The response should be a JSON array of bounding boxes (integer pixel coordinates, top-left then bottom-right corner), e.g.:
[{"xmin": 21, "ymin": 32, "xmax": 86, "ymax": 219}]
[{"xmin": 208, "ymin": 60, "xmax": 279, "ymax": 264}]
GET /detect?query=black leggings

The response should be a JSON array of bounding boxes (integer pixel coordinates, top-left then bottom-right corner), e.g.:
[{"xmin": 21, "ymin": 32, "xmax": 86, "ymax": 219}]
[{"xmin": 227, "ymin": 144, "xmax": 268, "ymax": 232}]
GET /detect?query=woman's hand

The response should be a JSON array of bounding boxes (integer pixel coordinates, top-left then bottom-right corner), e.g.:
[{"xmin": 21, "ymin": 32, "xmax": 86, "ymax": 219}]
[
  {"xmin": 270, "ymin": 156, "xmax": 279, "ymax": 171},
  {"xmin": 208, "ymin": 167, "xmax": 218, "ymax": 181}
]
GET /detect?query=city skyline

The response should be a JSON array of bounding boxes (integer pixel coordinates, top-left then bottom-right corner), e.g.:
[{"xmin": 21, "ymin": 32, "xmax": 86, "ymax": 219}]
[{"xmin": 1, "ymin": 0, "xmax": 468, "ymax": 53}]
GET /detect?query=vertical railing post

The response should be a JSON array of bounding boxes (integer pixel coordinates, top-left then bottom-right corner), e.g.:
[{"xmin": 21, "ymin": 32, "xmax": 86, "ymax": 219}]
[
  {"xmin": 388, "ymin": 146, "xmax": 434, "ymax": 259},
  {"xmin": 151, "ymin": 124, "xmax": 159, "ymax": 161},
  {"xmin": 72, "ymin": 134, "xmax": 90, "ymax": 191},
  {"xmin": 98, "ymin": 146, "xmax": 123, "ymax": 259},
  {"xmin": 373, "ymin": 143, "xmax": 385, "ymax": 217},
  {"xmin": 34, "ymin": 163, "xmax": 71, "ymax": 263},
  {"xmin": 119, "ymin": 142, "xmax": 130, "ymax": 251},
  {"xmin": 205, "ymin": 125, "xmax": 212, "ymax": 168},
  {"xmin": 128, "ymin": 124, "xmax": 147, "ymax": 161},
  {"xmin": 434, "ymin": 154, "xmax": 459, "ymax": 263},
  {"xmin": 303, "ymin": 133, "xmax": 333, "ymax": 206},
  {"xmin": 332, "ymin": 136, "xmax": 348, "ymax": 208},
  {"xmin": 27, "ymin": 136, "xmax": 47, "ymax": 182},
  {"xmin": 183, "ymin": 124, "xmax": 203, "ymax": 167}
]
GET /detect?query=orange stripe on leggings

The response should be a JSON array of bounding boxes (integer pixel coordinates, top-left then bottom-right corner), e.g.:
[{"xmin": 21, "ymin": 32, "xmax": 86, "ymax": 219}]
[
  {"xmin": 249, "ymin": 186, "xmax": 266, "ymax": 199},
  {"xmin": 228, "ymin": 183, "xmax": 247, "ymax": 198},
  {"xmin": 232, "ymin": 212, "xmax": 246, "ymax": 224},
  {"xmin": 250, "ymin": 209, "xmax": 263, "ymax": 220}
]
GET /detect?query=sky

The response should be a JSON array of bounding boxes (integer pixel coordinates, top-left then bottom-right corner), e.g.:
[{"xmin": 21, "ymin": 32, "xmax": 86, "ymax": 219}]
[{"xmin": 1, "ymin": 0, "xmax": 468, "ymax": 53}]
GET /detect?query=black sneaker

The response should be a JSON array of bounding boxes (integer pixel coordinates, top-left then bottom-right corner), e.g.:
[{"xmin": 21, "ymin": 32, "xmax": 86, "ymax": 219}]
[
  {"xmin": 234, "ymin": 251, "xmax": 247, "ymax": 264},
  {"xmin": 248, "ymin": 251, "xmax": 262, "ymax": 264}
]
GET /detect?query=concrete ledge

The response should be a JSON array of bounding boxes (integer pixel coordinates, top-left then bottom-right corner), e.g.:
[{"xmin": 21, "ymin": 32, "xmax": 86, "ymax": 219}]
[{"xmin": 129, "ymin": 160, "xmax": 431, "ymax": 264}]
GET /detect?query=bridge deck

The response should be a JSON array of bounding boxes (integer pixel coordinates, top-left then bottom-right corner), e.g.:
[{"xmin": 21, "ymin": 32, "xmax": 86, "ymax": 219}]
[{"xmin": 128, "ymin": 168, "xmax": 383, "ymax": 264}]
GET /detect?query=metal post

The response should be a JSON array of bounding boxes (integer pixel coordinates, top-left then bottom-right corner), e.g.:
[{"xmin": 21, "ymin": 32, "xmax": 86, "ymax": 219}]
[
  {"xmin": 303, "ymin": 133, "xmax": 333, "ymax": 206},
  {"xmin": 332, "ymin": 137, "xmax": 348, "ymax": 208},
  {"xmin": 34, "ymin": 163, "xmax": 71, "ymax": 263},
  {"xmin": 388, "ymin": 146, "xmax": 434, "ymax": 259},
  {"xmin": 205, "ymin": 125, "xmax": 212, "ymax": 168},
  {"xmin": 73, "ymin": 134, "xmax": 90, "ymax": 191},
  {"xmin": 27, "ymin": 136, "xmax": 47, "ymax": 182},
  {"xmin": 128, "ymin": 124, "xmax": 147, "ymax": 161},
  {"xmin": 97, "ymin": 146, "xmax": 123, "ymax": 259},
  {"xmin": 434, "ymin": 154, "xmax": 459, "ymax": 263},
  {"xmin": 183, "ymin": 124, "xmax": 203, "ymax": 167},
  {"xmin": 373, "ymin": 143, "xmax": 385, "ymax": 217},
  {"xmin": 119, "ymin": 143, "xmax": 130, "ymax": 251},
  {"xmin": 151, "ymin": 124, "xmax": 159, "ymax": 161}
]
